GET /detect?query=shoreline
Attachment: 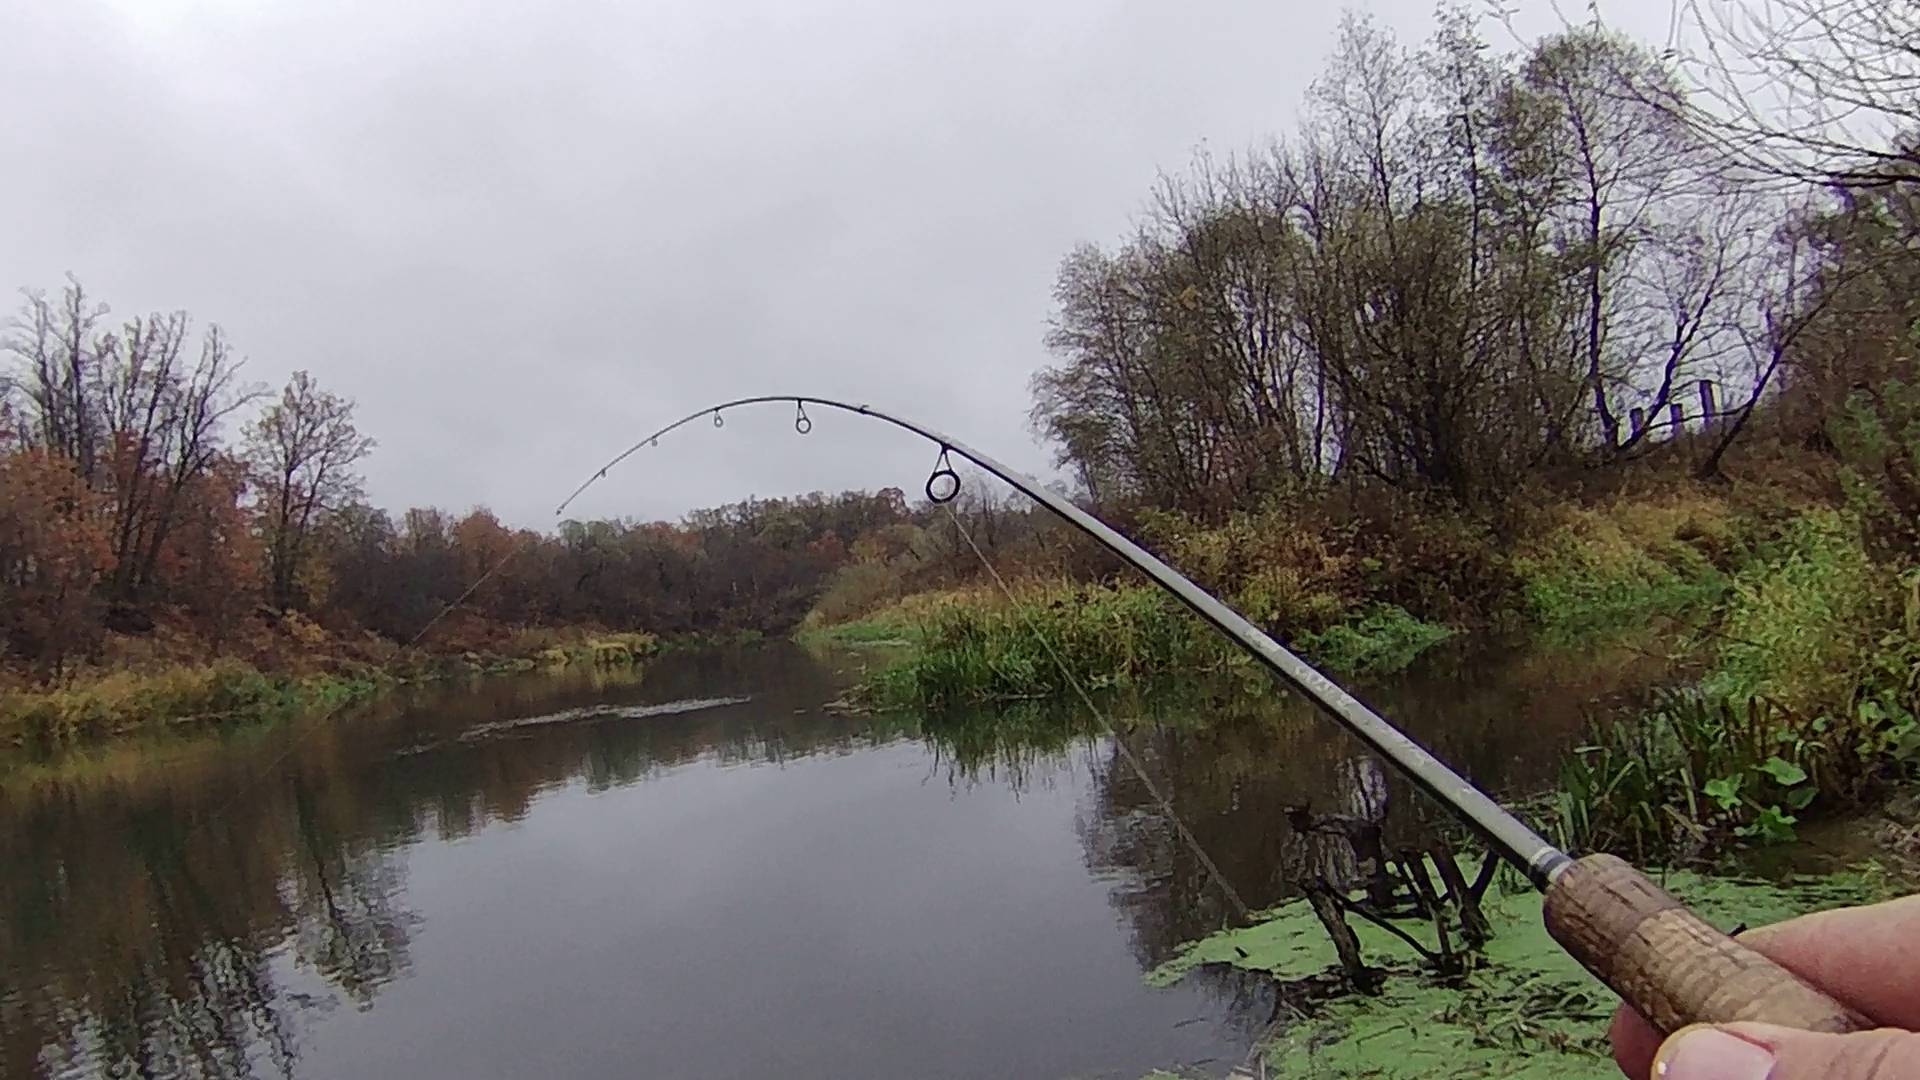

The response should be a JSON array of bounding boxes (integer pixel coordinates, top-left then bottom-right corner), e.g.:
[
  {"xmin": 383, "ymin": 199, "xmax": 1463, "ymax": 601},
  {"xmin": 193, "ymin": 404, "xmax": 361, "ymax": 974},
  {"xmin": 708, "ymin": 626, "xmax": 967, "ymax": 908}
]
[{"xmin": 0, "ymin": 629, "xmax": 661, "ymax": 756}]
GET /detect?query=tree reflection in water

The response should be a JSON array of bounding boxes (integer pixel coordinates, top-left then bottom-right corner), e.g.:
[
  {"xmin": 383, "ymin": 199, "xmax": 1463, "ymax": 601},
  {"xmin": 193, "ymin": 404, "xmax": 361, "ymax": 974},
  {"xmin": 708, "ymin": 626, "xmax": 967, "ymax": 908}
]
[
  {"xmin": 0, "ymin": 649, "xmax": 893, "ymax": 1079},
  {"xmin": 2, "ymin": 642, "xmax": 1592, "ymax": 1078},
  {"xmin": 927, "ymin": 655, "xmax": 1591, "ymax": 1017}
]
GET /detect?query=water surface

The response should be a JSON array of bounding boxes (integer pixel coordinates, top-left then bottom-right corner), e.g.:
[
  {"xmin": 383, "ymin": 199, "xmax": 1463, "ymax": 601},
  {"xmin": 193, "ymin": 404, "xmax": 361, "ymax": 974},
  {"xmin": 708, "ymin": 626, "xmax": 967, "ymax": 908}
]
[{"xmin": 0, "ymin": 641, "xmax": 1630, "ymax": 1079}]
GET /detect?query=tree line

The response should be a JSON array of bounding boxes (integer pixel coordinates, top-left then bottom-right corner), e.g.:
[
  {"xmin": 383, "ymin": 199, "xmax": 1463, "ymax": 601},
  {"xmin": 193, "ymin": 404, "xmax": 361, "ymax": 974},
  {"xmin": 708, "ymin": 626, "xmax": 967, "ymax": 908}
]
[
  {"xmin": 1, "ymin": 282, "xmax": 1044, "ymax": 677},
  {"xmin": 1032, "ymin": 9, "xmax": 1916, "ymax": 521}
]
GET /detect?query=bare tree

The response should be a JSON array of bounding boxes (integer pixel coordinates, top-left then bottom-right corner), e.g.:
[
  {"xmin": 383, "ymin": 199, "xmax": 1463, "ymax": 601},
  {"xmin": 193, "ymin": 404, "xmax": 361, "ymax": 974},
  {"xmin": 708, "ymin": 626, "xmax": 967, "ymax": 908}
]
[
  {"xmin": 1675, "ymin": 0, "xmax": 1920, "ymax": 188},
  {"xmin": 246, "ymin": 371, "xmax": 375, "ymax": 611},
  {"xmin": 7, "ymin": 277, "xmax": 110, "ymax": 482},
  {"xmin": 97, "ymin": 310, "xmax": 192, "ymax": 599},
  {"xmin": 1518, "ymin": 27, "xmax": 1714, "ymax": 451},
  {"xmin": 137, "ymin": 327, "xmax": 260, "ymax": 596}
]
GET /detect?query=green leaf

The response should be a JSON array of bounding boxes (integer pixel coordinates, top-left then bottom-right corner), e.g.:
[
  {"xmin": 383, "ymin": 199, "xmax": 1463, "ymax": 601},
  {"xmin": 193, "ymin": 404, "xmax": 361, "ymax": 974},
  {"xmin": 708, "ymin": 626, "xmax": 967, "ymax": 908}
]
[
  {"xmin": 1703, "ymin": 775, "xmax": 1743, "ymax": 811},
  {"xmin": 1759, "ymin": 756, "xmax": 1808, "ymax": 786},
  {"xmin": 1736, "ymin": 805, "xmax": 1800, "ymax": 844},
  {"xmin": 1785, "ymin": 786, "xmax": 1818, "ymax": 811},
  {"xmin": 1891, "ymin": 723, "xmax": 1920, "ymax": 763}
]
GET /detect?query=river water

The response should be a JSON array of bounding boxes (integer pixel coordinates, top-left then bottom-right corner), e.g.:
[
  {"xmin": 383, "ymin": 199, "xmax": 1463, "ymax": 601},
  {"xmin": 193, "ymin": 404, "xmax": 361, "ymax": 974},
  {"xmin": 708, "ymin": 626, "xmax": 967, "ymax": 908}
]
[{"xmin": 0, "ymin": 641, "xmax": 1642, "ymax": 1079}]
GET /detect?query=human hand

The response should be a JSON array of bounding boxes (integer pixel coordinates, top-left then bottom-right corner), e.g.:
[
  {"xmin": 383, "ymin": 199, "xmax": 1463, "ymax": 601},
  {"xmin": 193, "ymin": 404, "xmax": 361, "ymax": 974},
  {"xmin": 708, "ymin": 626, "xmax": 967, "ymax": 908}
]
[{"xmin": 1609, "ymin": 893, "xmax": 1920, "ymax": 1079}]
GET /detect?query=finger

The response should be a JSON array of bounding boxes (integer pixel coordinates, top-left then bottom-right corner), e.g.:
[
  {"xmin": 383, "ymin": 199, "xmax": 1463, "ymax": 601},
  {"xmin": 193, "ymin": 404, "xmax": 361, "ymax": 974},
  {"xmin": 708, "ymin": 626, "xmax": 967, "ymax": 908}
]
[
  {"xmin": 1608, "ymin": 894, "xmax": 1920, "ymax": 1077},
  {"xmin": 1656, "ymin": 1022, "xmax": 1920, "ymax": 1080},
  {"xmin": 1612, "ymin": 1005, "xmax": 1664, "ymax": 1078},
  {"xmin": 1731, "ymin": 894, "xmax": 1920, "ymax": 1029}
]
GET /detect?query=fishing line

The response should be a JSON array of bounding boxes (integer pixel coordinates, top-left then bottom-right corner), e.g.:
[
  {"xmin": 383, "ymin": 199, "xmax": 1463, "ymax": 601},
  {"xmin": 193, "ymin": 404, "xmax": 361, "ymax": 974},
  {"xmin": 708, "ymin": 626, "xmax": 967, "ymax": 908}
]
[
  {"xmin": 423, "ymin": 399, "xmax": 1257, "ymax": 924},
  {"xmin": 563, "ymin": 397, "xmax": 1569, "ymax": 890},
  {"xmin": 938, "ymin": 498, "xmax": 1254, "ymax": 924},
  {"xmin": 407, "ymin": 541, "xmax": 530, "ymax": 647}
]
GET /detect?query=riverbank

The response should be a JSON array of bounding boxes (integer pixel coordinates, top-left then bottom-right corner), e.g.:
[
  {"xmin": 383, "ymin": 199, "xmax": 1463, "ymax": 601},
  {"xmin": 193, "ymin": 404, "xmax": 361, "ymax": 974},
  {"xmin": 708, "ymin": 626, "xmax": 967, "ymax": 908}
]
[
  {"xmin": 807, "ymin": 479, "xmax": 1919, "ymax": 865},
  {"xmin": 809, "ymin": 582, "xmax": 1452, "ymax": 709},
  {"xmin": 0, "ymin": 626, "xmax": 659, "ymax": 751},
  {"xmin": 815, "ymin": 483, "xmax": 1751, "ymax": 711}
]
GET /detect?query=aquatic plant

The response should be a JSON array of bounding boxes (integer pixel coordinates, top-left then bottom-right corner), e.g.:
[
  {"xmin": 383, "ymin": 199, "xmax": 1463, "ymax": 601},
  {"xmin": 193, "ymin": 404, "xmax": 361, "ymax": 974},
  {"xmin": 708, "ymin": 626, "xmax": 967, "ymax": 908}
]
[
  {"xmin": 1546, "ymin": 508, "xmax": 1920, "ymax": 861},
  {"xmin": 1554, "ymin": 684, "xmax": 1919, "ymax": 860},
  {"xmin": 1291, "ymin": 606, "xmax": 1456, "ymax": 677},
  {"xmin": 1149, "ymin": 868, "xmax": 1895, "ymax": 1080}
]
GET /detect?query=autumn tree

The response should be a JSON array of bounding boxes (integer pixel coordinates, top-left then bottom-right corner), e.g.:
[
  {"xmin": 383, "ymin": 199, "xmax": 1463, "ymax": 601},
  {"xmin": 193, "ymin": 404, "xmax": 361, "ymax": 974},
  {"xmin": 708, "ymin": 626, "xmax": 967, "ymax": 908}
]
[
  {"xmin": 246, "ymin": 371, "xmax": 374, "ymax": 612},
  {"xmin": 100, "ymin": 319, "xmax": 258, "ymax": 602},
  {"xmin": 5, "ymin": 280, "xmax": 259, "ymax": 613},
  {"xmin": 158, "ymin": 457, "xmax": 263, "ymax": 646},
  {"xmin": 0, "ymin": 451, "xmax": 114, "ymax": 673}
]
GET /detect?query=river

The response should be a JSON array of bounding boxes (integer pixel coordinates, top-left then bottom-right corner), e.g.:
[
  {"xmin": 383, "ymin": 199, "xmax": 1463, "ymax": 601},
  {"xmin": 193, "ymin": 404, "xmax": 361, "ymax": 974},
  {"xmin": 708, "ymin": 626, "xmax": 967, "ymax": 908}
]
[{"xmin": 0, "ymin": 641, "xmax": 1655, "ymax": 1079}]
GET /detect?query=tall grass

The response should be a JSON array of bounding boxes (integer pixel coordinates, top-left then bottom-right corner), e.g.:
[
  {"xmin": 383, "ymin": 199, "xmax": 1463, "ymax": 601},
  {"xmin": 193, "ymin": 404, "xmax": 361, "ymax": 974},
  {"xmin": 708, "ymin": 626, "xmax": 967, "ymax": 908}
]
[
  {"xmin": 866, "ymin": 582, "xmax": 1211, "ymax": 708},
  {"xmin": 858, "ymin": 581, "xmax": 1453, "ymax": 709},
  {"xmin": 0, "ymin": 661, "xmax": 386, "ymax": 748},
  {"xmin": 1, "ymin": 629, "xmax": 663, "ymax": 752}
]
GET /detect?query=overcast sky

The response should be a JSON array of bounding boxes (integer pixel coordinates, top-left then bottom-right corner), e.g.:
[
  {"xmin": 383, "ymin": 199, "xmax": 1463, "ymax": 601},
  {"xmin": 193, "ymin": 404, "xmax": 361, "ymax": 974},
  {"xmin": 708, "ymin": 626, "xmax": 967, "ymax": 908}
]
[{"xmin": 3, "ymin": 0, "xmax": 1675, "ymax": 527}]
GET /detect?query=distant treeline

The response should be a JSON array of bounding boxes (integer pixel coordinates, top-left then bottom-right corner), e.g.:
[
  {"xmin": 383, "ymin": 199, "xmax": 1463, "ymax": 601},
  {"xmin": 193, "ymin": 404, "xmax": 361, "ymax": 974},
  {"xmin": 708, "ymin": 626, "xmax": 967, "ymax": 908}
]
[{"xmin": 0, "ymin": 282, "xmax": 1063, "ymax": 677}]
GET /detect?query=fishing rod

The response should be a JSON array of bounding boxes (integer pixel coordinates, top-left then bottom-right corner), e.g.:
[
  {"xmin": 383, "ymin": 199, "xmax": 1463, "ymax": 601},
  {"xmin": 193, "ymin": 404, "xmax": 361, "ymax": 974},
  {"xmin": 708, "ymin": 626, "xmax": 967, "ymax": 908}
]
[{"xmin": 562, "ymin": 394, "xmax": 1868, "ymax": 1038}]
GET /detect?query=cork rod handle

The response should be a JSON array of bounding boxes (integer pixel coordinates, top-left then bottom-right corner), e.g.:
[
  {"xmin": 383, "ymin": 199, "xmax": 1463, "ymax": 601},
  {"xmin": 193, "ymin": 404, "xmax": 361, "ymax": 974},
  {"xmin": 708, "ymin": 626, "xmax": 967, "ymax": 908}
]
[{"xmin": 1543, "ymin": 853, "xmax": 1872, "ymax": 1034}]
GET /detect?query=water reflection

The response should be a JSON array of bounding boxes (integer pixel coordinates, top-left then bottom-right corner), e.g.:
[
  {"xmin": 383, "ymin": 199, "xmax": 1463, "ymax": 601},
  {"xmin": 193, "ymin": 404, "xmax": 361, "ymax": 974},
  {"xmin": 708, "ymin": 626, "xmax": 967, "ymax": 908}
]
[
  {"xmin": 1, "ymin": 640, "xmax": 1616, "ymax": 1079},
  {"xmin": 933, "ymin": 647, "xmax": 1597, "ymax": 976}
]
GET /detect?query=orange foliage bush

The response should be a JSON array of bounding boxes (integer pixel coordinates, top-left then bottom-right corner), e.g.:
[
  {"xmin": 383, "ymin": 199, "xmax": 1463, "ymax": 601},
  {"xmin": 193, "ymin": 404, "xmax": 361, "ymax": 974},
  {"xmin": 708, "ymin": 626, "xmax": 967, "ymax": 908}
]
[{"xmin": 0, "ymin": 451, "xmax": 116, "ymax": 673}]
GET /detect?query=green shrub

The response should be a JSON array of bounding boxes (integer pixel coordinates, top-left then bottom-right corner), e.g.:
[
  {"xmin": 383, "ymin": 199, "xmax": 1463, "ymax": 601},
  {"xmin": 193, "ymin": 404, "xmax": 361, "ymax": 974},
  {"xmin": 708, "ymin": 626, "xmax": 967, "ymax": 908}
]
[
  {"xmin": 1292, "ymin": 605, "xmax": 1456, "ymax": 676},
  {"xmin": 1551, "ymin": 508, "xmax": 1920, "ymax": 863},
  {"xmin": 1514, "ymin": 494, "xmax": 1734, "ymax": 643},
  {"xmin": 1704, "ymin": 509, "xmax": 1883, "ymax": 713},
  {"xmin": 1829, "ymin": 379, "xmax": 1920, "ymax": 549}
]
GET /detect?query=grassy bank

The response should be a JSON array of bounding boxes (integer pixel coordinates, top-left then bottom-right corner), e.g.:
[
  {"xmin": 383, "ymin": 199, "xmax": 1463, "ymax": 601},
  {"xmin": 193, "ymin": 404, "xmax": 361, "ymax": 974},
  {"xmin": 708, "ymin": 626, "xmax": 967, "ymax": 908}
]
[
  {"xmin": 808, "ymin": 488, "xmax": 1741, "ymax": 712},
  {"xmin": 794, "ymin": 587, "xmax": 993, "ymax": 649},
  {"xmin": 0, "ymin": 662, "xmax": 389, "ymax": 748},
  {"xmin": 1511, "ymin": 488, "xmax": 1740, "ymax": 644},
  {"xmin": 0, "ymin": 629, "xmax": 659, "ymax": 751},
  {"xmin": 837, "ymin": 581, "xmax": 1452, "ymax": 710}
]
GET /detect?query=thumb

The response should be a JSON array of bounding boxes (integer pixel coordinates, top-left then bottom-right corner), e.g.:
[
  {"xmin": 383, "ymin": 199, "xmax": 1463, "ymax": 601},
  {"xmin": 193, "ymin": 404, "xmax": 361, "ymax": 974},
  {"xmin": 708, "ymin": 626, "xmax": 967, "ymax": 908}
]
[{"xmin": 1654, "ymin": 1022, "xmax": 1920, "ymax": 1080}]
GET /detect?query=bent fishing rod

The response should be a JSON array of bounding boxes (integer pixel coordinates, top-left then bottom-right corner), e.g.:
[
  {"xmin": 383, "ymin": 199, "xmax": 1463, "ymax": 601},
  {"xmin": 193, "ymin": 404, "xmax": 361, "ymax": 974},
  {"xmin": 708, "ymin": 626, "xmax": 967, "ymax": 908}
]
[{"xmin": 561, "ymin": 394, "xmax": 1868, "ymax": 1038}]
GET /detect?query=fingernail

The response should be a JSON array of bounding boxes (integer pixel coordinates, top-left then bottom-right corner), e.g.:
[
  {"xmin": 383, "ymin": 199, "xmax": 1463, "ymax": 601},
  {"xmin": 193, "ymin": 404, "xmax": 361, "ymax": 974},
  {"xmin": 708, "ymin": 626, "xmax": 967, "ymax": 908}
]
[{"xmin": 1655, "ymin": 1026, "xmax": 1775, "ymax": 1080}]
